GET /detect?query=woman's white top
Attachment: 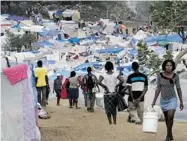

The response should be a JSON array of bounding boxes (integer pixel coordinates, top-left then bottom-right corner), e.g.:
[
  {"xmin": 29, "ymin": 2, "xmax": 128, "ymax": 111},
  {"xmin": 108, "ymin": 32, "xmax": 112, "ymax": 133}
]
[{"xmin": 103, "ymin": 72, "xmax": 119, "ymax": 93}]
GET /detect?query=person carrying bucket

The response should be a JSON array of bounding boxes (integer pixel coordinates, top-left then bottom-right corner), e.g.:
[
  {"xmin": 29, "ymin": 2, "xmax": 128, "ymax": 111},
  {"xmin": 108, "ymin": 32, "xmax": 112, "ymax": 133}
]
[
  {"xmin": 125, "ymin": 62, "xmax": 148, "ymax": 124},
  {"xmin": 152, "ymin": 60, "xmax": 184, "ymax": 141}
]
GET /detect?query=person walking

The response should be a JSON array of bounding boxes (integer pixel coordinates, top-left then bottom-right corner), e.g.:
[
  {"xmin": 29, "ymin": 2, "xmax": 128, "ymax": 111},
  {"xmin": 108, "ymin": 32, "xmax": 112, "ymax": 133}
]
[
  {"xmin": 67, "ymin": 71, "xmax": 80, "ymax": 109},
  {"xmin": 98, "ymin": 61, "xmax": 124, "ymax": 125},
  {"xmin": 35, "ymin": 60, "xmax": 49, "ymax": 107},
  {"xmin": 53, "ymin": 74, "xmax": 62, "ymax": 106},
  {"xmin": 83, "ymin": 67, "xmax": 100, "ymax": 112},
  {"xmin": 152, "ymin": 60, "xmax": 184, "ymax": 141},
  {"xmin": 126, "ymin": 62, "xmax": 148, "ymax": 124}
]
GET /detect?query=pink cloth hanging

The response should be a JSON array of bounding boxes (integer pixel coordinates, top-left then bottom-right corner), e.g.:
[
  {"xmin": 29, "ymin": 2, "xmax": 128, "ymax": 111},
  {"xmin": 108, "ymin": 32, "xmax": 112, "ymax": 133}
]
[
  {"xmin": 61, "ymin": 76, "xmax": 68, "ymax": 99},
  {"xmin": 3, "ymin": 64, "xmax": 28, "ymax": 85}
]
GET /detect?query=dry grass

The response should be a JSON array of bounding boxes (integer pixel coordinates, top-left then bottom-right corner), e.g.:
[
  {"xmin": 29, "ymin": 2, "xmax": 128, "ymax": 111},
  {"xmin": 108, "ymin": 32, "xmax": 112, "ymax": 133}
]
[{"xmin": 39, "ymin": 99, "xmax": 187, "ymax": 141}]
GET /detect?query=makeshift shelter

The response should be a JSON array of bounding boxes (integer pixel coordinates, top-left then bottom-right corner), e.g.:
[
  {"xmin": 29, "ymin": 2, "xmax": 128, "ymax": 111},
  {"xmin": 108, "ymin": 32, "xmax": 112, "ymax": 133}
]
[
  {"xmin": 33, "ymin": 40, "xmax": 54, "ymax": 47},
  {"xmin": 145, "ymin": 34, "xmax": 187, "ymax": 43},
  {"xmin": 7, "ymin": 15, "xmax": 29, "ymax": 22},
  {"xmin": 1, "ymin": 60, "xmax": 39, "ymax": 141},
  {"xmin": 62, "ymin": 10, "xmax": 80, "ymax": 22},
  {"xmin": 96, "ymin": 47, "xmax": 124, "ymax": 54}
]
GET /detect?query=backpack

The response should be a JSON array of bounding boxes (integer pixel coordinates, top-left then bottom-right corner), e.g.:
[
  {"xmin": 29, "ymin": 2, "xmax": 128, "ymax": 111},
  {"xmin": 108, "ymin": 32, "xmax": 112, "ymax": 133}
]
[{"xmin": 86, "ymin": 74, "xmax": 95, "ymax": 90}]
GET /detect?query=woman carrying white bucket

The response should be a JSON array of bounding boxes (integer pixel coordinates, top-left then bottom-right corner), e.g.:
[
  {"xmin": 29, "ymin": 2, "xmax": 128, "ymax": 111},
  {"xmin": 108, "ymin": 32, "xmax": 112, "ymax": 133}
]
[{"xmin": 152, "ymin": 60, "xmax": 184, "ymax": 141}]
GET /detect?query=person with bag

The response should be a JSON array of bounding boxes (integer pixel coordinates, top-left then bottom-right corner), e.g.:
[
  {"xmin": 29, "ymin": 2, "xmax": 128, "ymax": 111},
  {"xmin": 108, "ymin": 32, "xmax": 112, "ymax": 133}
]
[
  {"xmin": 126, "ymin": 62, "xmax": 148, "ymax": 124},
  {"xmin": 98, "ymin": 61, "xmax": 124, "ymax": 125},
  {"xmin": 83, "ymin": 67, "xmax": 100, "ymax": 112},
  {"xmin": 152, "ymin": 60, "xmax": 184, "ymax": 141}
]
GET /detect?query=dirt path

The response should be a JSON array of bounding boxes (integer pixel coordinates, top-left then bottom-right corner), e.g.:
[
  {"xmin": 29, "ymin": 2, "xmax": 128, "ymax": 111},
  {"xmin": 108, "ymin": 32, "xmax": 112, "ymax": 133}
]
[{"xmin": 40, "ymin": 99, "xmax": 187, "ymax": 141}]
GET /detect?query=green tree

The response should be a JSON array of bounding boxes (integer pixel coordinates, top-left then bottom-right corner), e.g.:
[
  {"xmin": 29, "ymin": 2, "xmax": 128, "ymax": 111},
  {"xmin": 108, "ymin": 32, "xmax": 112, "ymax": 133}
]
[
  {"xmin": 21, "ymin": 32, "xmax": 37, "ymax": 50},
  {"xmin": 6, "ymin": 32, "xmax": 37, "ymax": 52},
  {"xmin": 6, "ymin": 33, "xmax": 23, "ymax": 52},
  {"xmin": 150, "ymin": 1, "xmax": 187, "ymax": 43},
  {"xmin": 150, "ymin": 1, "xmax": 187, "ymax": 66},
  {"xmin": 137, "ymin": 40, "xmax": 150, "ymax": 66},
  {"xmin": 163, "ymin": 50, "xmax": 174, "ymax": 60},
  {"xmin": 147, "ymin": 52, "xmax": 162, "ymax": 76}
]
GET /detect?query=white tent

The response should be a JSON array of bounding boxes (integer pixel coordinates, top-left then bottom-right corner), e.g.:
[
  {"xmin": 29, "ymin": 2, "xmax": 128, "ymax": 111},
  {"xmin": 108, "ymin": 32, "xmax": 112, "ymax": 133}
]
[
  {"xmin": 62, "ymin": 10, "xmax": 80, "ymax": 22},
  {"xmin": 1, "ymin": 61, "xmax": 40, "ymax": 141}
]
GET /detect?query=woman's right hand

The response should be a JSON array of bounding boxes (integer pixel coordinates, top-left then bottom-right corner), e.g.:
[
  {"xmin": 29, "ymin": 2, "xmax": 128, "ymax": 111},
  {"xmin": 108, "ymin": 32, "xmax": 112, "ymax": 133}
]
[
  {"xmin": 151, "ymin": 102, "xmax": 155, "ymax": 107},
  {"xmin": 180, "ymin": 103, "xmax": 184, "ymax": 111}
]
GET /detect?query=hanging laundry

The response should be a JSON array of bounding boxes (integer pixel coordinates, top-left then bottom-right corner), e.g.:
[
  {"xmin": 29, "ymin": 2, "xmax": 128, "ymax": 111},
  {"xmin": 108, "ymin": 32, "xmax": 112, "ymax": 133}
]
[{"xmin": 3, "ymin": 64, "xmax": 28, "ymax": 85}]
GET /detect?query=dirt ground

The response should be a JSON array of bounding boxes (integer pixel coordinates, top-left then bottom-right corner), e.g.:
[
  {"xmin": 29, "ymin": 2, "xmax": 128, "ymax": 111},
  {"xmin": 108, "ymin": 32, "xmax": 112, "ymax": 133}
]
[{"xmin": 39, "ymin": 99, "xmax": 187, "ymax": 141}]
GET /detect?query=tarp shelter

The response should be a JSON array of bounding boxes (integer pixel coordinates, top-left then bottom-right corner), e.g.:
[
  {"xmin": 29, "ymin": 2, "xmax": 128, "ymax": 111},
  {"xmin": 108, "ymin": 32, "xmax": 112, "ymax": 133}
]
[
  {"xmin": 33, "ymin": 41, "xmax": 54, "ymax": 47},
  {"xmin": 128, "ymin": 48, "xmax": 138, "ymax": 56},
  {"xmin": 96, "ymin": 47, "xmax": 124, "ymax": 54},
  {"xmin": 39, "ymin": 30, "xmax": 59, "ymax": 37},
  {"xmin": 1, "ymin": 20, "xmax": 13, "ymax": 30},
  {"xmin": 56, "ymin": 11, "xmax": 63, "ymax": 16},
  {"xmin": 43, "ymin": 21, "xmax": 58, "ymax": 30},
  {"xmin": 62, "ymin": 10, "xmax": 80, "ymax": 22},
  {"xmin": 1, "ymin": 63, "xmax": 39, "ymax": 141},
  {"xmin": 22, "ymin": 25, "xmax": 44, "ymax": 32},
  {"xmin": 145, "ymin": 34, "xmax": 187, "ymax": 43},
  {"xmin": 11, "ymin": 23, "xmax": 21, "ymax": 30},
  {"xmin": 68, "ymin": 38, "xmax": 81, "ymax": 44},
  {"xmin": 7, "ymin": 15, "xmax": 29, "ymax": 22},
  {"xmin": 74, "ymin": 62, "xmax": 105, "ymax": 71}
]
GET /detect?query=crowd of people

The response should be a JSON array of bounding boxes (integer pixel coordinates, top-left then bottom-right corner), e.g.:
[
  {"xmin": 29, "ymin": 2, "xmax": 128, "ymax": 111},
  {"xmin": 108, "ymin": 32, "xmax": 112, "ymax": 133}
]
[{"xmin": 34, "ymin": 59, "xmax": 184, "ymax": 141}]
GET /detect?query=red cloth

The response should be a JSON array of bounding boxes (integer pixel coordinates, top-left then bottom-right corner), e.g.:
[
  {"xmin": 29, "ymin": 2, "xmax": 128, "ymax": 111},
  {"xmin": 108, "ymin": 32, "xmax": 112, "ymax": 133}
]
[
  {"xmin": 61, "ymin": 76, "xmax": 68, "ymax": 99},
  {"xmin": 3, "ymin": 64, "xmax": 28, "ymax": 85}
]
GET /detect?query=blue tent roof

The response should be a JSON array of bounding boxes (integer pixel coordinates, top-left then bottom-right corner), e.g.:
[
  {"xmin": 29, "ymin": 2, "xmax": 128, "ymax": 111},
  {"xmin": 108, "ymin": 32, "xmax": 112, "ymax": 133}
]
[
  {"xmin": 11, "ymin": 24, "xmax": 21, "ymax": 30},
  {"xmin": 33, "ymin": 41, "xmax": 54, "ymax": 47},
  {"xmin": 74, "ymin": 62, "xmax": 104, "ymax": 71},
  {"xmin": 39, "ymin": 30, "xmax": 59, "ymax": 37},
  {"xmin": 68, "ymin": 38, "xmax": 81, "ymax": 44},
  {"xmin": 8, "ymin": 15, "xmax": 29, "ymax": 22},
  {"xmin": 145, "ymin": 34, "xmax": 187, "ymax": 43},
  {"xmin": 96, "ymin": 47, "xmax": 124, "ymax": 54},
  {"xmin": 128, "ymin": 49, "xmax": 138, "ymax": 56},
  {"xmin": 56, "ymin": 11, "xmax": 63, "ymax": 16}
]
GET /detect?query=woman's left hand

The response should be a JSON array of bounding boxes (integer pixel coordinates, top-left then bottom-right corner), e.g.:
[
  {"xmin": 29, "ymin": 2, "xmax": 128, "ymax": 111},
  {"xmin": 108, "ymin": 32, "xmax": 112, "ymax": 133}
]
[{"xmin": 180, "ymin": 103, "xmax": 184, "ymax": 111}]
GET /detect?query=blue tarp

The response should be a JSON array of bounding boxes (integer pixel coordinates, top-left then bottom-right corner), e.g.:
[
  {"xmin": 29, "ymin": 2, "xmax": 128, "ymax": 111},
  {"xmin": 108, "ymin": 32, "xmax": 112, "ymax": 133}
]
[
  {"xmin": 8, "ymin": 15, "xmax": 29, "ymax": 22},
  {"xmin": 96, "ymin": 47, "xmax": 124, "ymax": 54},
  {"xmin": 68, "ymin": 38, "xmax": 81, "ymax": 44},
  {"xmin": 74, "ymin": 62, "xmax": 104, "ymax": 71},
  {"xmin": 145, "ymin": 34, "xmax": 187, "ymax": 43},
  {"xmin": 87, "ymin": 36, "xmax": 99, "ymax": 40},
  {"xmin": 33, "ymin": 41, "xmax": 54, "ymax": 47},
  {"xmin": 56, "ymin": 11, "xmax": 63, "ymax": 16},
  {"xmin": 47, "ymin": 60, "xmax": 56, "ymax": 64},
  {"xmin": 39, "ymin": 30, "xmax": 59, "ymax": 37},
  {"xmin": 11, "ymin": 24, "xmax": 21, "ymax": 30},
  {"xmin": 128, "ymin": 49, "xmax": 138, "ymax": 56},
  {"xmin": 131, "ymin": 38, "xmax": 137, "ymax": 45},
  {"xmin": 117, "ymin": 65, "xmax": 132, "ymax": 72}
]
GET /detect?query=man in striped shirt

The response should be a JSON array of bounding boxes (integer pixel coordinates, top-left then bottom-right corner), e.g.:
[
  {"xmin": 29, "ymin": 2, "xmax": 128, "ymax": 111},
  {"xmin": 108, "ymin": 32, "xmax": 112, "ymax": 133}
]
[{"xmin": 126, "ymin": 62, "xmax": 148, "ymax": 124}]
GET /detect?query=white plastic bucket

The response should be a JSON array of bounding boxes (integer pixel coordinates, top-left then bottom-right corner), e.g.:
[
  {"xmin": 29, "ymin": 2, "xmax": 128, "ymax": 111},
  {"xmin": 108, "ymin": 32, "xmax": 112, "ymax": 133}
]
[
  {"xmin": 153, "ymin": 105, "xmax": 163, "ymax": 119},
  {"xmin": 96, "ymin": 93, "xmax": 104, "ymax": 108},
  {"xmin": 143, "ymin": 112, "xmax": 158, "ymax": 133}
]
